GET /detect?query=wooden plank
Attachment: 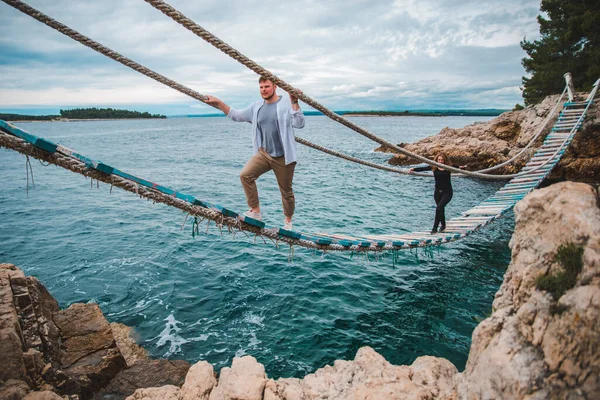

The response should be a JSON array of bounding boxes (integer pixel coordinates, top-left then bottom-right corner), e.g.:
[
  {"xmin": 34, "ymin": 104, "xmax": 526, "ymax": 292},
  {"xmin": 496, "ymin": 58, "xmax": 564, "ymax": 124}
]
[
  {"xmin": 323, "ymin": 233, "xmax": 372, "ymax": 247},
  {"xmin": 473, "ymin": 205, "xmax": 510, "ymax": 210},
  {"xmin": 443, "ymin": 227, "xmax": 473, "ymax": 233},
  {"xmin": 480, "ymin": 203, "xmax": 514, "ymax": 208},
  {"xmin": 503, "ymin": 184, "xmax": 537, "ymax": 190},
  {"xmin": 522, "ymin": 165, "xmax": 552, "ymax": 171},
  {"xmin": 278, "ymin": 228, "xmax": 302, "ymax": 239},
  {"xmin": 313, "ymin": 232, "xmax": 359, "ymax": 247},
  {"xmin": 192, "ymin": 198, "xmax": 210, "ymax": 208},
  {"xmin": 509, "ymin": 178, "xmax": 546, "ymax": 184},
  {"xmin": 503, "ymin": 182, "xmax": 537, "ymax": 188},
  {"xmin": 487, "ymin": 193, "xmax": 526, "ymax": 198},
  {"xmin": 486, "ymin": 194, "xmax": 524, "ymax": 198},
  {"xmin": 496, "ymin": 189, "xmax": 532, "ymax": 194},
  {"xmin": 0, "ymin": 120, "xmax": 58, "ymax": 153},
  {"xmin": 452, "ymin": 217, "xmax": 494, "ymax": 221},
  {"xmin": 464, "ymin": 208, "xmax": 503, "ymax": 214},
  {"xmin": 463, "ymin": 209, "xmax": 502, "ymax": 215},
  {"xmin": 300, "ymin": 233, "xmax": 333, "ymax": 246},
  {"xmin": 544, "ymin": 137, "xmax": 571, "ymax": 141},
  {"xmin": 532, "ymin": 152, "xmax": 563, "ymax": 159},
  {"xmin": 510, "ymin": 173, "xmax": 547, "ymax": 179},
  {"xmin": 526, "ymin": 157, "xmax": 558, "ymax": 162},
  {"xmin": 212, "ymin": 204, "xmax": 239, "ymax": 219},
  {"xmin": 534, "ymin": 150, "xmax": 564, "ymax": 155},
  {"xmin": 493, "ymin": 189, "xmax": 530, "ymax": 194},
  {"xmin": 364, "ymin": 235, "xmax": 406, "ymax": 246}
]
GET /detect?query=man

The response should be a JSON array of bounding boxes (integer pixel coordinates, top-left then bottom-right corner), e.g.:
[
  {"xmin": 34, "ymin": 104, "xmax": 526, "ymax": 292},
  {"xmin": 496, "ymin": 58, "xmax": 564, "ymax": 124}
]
[{"xmin": 205, "ymin": 77, "xmax": 305, "ymax": 230}]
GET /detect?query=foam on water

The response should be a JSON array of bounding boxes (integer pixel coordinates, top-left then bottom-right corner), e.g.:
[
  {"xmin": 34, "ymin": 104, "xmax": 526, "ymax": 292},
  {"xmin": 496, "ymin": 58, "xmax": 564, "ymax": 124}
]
[{"xmin": 155, "ymin": 314, "xmax": 189, "ymax": 357}]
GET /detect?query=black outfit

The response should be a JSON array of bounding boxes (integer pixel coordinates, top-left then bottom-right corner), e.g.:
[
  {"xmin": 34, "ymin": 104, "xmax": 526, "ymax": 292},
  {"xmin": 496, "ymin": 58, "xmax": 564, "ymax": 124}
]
[{"xmin": 414, "ymin": 165, "xmax": 456, "ymax": 232}]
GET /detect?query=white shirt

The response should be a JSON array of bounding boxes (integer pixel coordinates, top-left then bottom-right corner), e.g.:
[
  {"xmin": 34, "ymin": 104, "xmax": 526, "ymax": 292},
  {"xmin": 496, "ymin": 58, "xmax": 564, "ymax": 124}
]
[{"xmin": 227, "ymin": 96, "xmax": 305, "ymax": 165}]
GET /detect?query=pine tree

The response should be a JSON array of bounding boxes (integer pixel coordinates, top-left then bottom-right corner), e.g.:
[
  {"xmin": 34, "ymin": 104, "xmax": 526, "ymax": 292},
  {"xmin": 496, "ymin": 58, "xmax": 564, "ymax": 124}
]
[{"xmin": 521, "ymin": 0, "xmax": 600, "ymax": 105}]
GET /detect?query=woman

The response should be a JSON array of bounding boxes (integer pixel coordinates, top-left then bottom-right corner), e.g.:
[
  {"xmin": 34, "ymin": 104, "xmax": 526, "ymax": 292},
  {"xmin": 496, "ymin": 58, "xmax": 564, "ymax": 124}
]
[{"xmin": 408, "ymin": 153, "xmax": 465, "ymax": 234}]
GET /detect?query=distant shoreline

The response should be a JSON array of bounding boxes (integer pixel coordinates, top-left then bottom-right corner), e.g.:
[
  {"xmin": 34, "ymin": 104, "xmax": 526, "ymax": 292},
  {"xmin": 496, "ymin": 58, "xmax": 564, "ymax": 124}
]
[
  {"xmin": 345, "ymin": 113, "xmax": 446, "ymax": 117},
  {"xmin": 342, "ymin": 110, "xmax": 507, "ymax": 117},
  {"xmin": 173, "ymin": 109, "xmax": 508, "ymax": 118},
  {"xmin": 7, "ymin": 118, "xmax": 165, "ymax": 123},
  {"xmin": 1, "ymin": 107, "xmax": 166, "ymax": 122},
  {"xmin": 3, "ymin": 109, "xmax": 508, "ymax": 122}
]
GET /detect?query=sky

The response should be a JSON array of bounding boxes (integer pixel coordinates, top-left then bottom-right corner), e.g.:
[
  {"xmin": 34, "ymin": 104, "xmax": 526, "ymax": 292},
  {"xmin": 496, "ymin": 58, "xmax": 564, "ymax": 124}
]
[{"xmin": 0, "ymin": 0, "xmax": 543, "ymax": 116}]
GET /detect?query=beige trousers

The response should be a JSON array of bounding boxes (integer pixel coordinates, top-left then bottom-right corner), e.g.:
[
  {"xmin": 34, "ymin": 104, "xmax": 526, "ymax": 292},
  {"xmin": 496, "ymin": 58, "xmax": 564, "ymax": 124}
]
[{"xmin": 240, "ymin": 149, "xmax": 296, "ymax": 218}]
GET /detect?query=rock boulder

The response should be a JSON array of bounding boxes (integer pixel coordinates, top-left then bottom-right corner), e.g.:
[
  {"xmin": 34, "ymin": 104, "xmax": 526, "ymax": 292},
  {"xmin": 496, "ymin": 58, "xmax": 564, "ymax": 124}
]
[{"xmin": 378, "ymin": 94, "xmax": 600, "ymax": 182}]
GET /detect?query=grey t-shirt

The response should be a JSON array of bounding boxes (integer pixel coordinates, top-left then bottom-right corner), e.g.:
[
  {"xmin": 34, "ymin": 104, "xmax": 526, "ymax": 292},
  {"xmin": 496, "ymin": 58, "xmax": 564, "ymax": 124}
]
[{"xmin": 256, "ymin": 97, "xmax": 284, "ymax": 157}]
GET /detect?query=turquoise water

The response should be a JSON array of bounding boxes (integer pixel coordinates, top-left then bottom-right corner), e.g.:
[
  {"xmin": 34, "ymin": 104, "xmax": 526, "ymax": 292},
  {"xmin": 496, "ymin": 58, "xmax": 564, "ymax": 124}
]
[{"xmin": 0, "ymin": 116, "xmax": 511, "ymax": 378}]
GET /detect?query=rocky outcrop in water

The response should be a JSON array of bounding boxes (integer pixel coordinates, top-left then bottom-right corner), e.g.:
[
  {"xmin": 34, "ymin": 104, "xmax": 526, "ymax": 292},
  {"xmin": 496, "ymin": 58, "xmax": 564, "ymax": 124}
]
[
  {"xmin": 457, "ymin": 182, "xmax": 600, "ymax": 398},
  {"xmin": 3, "ymin": 182, "xmax": 599, "ymax": 399},
  {"xmin": 0, "ymin": 265, "xmax": 189, "ymax": 400},
  {"xmin": 0, "ymin": 264, "xmax": 126, "ymax": 400},
  {"xmin": 376, "ymin": 94, "xmax": 600, "ymax": 182}
]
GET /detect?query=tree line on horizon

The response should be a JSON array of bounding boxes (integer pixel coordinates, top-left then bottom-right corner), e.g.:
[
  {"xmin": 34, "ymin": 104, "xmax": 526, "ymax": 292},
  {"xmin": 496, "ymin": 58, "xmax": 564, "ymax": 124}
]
[
  {"xmin": 0, "ymin": 107, "xmax": 166, "ymax": 121},
  {"xmin": 59, "ymin": 107, "xmax": 166, "ymax": 119},
  {"xmin": 521, "ymin": 0, "xmax": 599, "ymax": 105}
]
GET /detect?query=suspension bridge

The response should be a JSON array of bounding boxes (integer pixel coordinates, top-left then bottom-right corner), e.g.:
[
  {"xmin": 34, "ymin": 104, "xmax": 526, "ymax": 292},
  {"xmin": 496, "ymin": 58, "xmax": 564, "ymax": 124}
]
[{"xmin": 0, "ymin": 0, "xmax": 598, "ymax": 252}]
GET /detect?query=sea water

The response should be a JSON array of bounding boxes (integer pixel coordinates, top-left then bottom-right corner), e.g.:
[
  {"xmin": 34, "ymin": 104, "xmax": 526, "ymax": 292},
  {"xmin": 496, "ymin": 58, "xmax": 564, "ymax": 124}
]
[{"xmin": 0, "ymin": 115, "xmax": 511, "ymax": 378}]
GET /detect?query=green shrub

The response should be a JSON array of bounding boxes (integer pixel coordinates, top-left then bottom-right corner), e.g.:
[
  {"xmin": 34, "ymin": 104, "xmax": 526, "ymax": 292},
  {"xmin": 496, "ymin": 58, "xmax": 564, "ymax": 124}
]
[{"xmin": 536, "ymin": 242, "xmax": 584, "ymax": 301}]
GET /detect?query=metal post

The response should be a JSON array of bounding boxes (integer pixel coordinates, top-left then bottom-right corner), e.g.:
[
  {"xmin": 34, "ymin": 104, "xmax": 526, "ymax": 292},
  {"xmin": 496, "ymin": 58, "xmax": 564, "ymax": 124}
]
[{"xmin": 564, "ymin": 72, "xmax": 575, "ymax": 102}]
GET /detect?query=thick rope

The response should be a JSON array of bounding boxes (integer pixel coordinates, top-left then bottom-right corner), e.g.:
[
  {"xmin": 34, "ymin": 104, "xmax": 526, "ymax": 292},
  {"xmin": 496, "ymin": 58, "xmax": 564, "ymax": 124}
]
[
  {"xmin": 142, "ymin": 0, "xmax": 569, "ymax": 180},
  {"xmin": 25, "ymin": 155, "xmax": 34, "ymax": 197},
  {"xmin": 0, "ymin": 129, "xmax": 389, "ymax": 252},
  {"xmin": 0, "ymin": 0, "xmax": 578, "ymax": 180},
  {"xmin": 295, "ymin": 137, "xmax": 431, "ymax": 177},
  {"xmin": 1, "ymin": 0, "xmax": 430, "ymax": 178}
]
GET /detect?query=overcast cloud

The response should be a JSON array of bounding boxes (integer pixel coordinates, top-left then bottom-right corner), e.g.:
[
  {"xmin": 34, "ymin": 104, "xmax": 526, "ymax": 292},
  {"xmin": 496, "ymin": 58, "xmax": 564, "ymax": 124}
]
[{"xmin": 0, "ymin": 0, "xmax": 542, "ymax": 115}]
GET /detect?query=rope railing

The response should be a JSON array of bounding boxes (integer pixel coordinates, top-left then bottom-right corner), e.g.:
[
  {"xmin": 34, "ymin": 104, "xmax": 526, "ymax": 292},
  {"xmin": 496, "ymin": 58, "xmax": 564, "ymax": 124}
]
[
  {"xmin": 1, "ymin": 94, "xmax": 588, "ymax": 252},
  {"xmin": 0, "ymin": 0, "xmax": 438, "ymax": 178},
  {"xmin": 0, "ymin": 0, "xmax": 588, "ymax": 180},
  {"xmin": 0, "ymin": 129, "xmax": 363, "ymax": 252},
  {"xmin": 141, "ymin": 0, "xmax": 572, "ymax": 180}
]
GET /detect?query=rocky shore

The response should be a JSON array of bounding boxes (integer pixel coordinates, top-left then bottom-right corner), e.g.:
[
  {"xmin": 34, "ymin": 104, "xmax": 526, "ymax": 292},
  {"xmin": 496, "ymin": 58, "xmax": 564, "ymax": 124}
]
[
  {"xmin": 2, "ymin": 182, "xmax": 599, "ymax": 399},
  {"xmin": 376, "ymin": 94, "xmax": 600, "ymax": 182}
]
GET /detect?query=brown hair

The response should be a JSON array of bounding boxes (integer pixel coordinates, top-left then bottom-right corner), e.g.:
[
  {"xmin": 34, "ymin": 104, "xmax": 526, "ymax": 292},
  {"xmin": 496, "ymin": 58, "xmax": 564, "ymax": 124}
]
[
  {"xmin": 258, "ymin": 76, "xmax": 274, "ymax": 84},
  {"xmin": 433, "ymin": 152, "xmax": 449, "ymax": 170}
]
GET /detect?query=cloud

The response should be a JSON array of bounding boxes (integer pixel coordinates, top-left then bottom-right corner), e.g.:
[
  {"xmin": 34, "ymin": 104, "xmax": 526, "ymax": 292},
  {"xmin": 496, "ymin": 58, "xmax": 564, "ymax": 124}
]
[{"xmin": 0, "ymin": 0, "xmax": 542, "ymax": 114}]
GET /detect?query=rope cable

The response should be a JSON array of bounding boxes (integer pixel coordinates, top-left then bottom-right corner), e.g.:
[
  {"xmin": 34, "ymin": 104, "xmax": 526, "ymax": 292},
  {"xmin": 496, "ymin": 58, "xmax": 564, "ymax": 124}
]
[
  {"xmin": 141, "ymin": 0, "xmax": 576, "ymax": 180},
  {"xmin": 1, "ymin": 0, "xmax": 586, "ymax": 180},
  {"xmin": 1, "ymin": 0, "xmax": 424, "ymax": 177}
]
